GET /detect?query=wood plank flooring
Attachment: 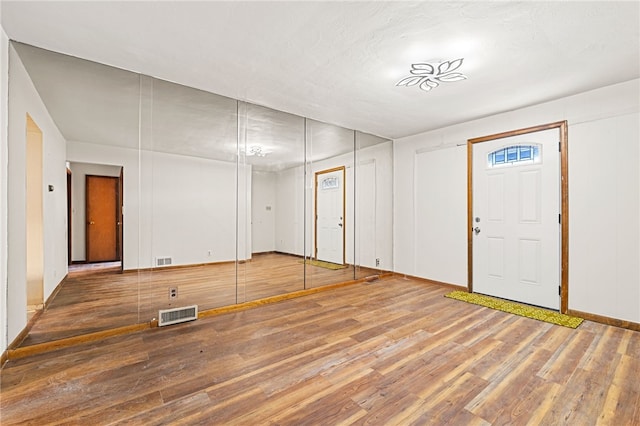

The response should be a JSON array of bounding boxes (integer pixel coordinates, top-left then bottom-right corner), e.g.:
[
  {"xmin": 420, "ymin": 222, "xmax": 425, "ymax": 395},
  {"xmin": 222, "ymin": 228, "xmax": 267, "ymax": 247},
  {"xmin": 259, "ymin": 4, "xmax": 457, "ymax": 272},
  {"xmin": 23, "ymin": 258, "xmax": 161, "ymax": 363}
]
[
  {"xmin": 22, "ymin": 253, "xmax": 376, "ymax": 346},
  {"xmin": 2, "ymin": 276, "xmax": 638, "ymax": 425}
]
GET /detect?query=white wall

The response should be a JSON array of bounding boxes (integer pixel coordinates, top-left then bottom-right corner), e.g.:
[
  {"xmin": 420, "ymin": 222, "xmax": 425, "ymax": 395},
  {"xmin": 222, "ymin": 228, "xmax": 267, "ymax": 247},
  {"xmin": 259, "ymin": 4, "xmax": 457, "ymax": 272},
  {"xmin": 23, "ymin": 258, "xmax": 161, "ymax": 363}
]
[
  {"xmin": 569, "ymin": 113, "xmax": 639, "ymax": 321},
  {"xmin": 67, "ymin": 141, "xmax": 251, "ymax": 269},
  {"xmin": 394, "ymin": 79, "xmax": 640, "ymax": 323},
  {"xmin": 142, "ymin": 150, "xmax": 241, "ymax": 266},
  {"xmin": 252, "ymin": 170, "xmax": 276, "ymax": 253},
  {"xmin": 275, "ymin": 166, "xmax": 305, "ymax": 256},
  {"xmin": 68, "ymin": 162, "xmax": 122, "ymax": 261},
  {"xmin": 1, "ymin": 19, "xmax": 9, "ymax": 353},
  {"xmin": 413, "ymin": 145, "xmax": 467, "ymax": 285},
  {"xmin": 7, "ymin": 45, "xmax": 68, "ymax": 347}
]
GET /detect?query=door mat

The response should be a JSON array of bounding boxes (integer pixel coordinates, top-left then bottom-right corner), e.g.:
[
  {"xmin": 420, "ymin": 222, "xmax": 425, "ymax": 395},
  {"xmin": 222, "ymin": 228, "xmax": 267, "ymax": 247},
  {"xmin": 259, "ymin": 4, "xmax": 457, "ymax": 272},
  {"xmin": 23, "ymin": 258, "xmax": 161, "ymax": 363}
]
[
  {"xmin": 299, "ymin": 259, "xmax": 348, "ymax": 270},
  {"xmin": 444, "ymin": 290, "xmax": 584, "ymax": 329}
]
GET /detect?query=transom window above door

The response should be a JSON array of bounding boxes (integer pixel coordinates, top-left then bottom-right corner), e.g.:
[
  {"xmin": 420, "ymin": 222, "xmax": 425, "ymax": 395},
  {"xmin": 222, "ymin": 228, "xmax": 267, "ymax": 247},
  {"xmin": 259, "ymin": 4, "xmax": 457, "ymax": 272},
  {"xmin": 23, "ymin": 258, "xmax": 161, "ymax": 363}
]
[
  {"xmin": 487, "ymin": 144, "xmax": 541, "ymax": 168},
  {"xmin": 321, "ymin": 177, "xmax": 339, "ymax": 190}
]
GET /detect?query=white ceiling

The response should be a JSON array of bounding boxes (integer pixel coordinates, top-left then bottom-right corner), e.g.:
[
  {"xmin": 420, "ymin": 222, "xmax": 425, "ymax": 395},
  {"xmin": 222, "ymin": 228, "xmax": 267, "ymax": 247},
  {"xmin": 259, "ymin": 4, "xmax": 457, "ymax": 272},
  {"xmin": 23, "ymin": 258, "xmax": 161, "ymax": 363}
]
[{"xmin": 2, "ymin": 1, "xmax": 639, "ymax": 141}]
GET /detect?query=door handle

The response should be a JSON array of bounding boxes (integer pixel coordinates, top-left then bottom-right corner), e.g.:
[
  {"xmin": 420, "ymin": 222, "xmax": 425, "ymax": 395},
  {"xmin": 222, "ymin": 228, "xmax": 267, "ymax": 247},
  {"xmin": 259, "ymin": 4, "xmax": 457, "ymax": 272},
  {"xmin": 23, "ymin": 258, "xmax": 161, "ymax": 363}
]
[{"xmin": 473, "ymin": 227, "xmax": 481, "ymax": 235}]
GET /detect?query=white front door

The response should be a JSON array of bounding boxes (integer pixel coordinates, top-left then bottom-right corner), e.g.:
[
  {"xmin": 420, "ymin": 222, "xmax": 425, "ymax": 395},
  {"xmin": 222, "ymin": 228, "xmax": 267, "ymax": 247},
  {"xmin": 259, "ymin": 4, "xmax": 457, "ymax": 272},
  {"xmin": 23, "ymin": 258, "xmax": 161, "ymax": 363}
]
[
  {"xmin": 316, "ymin": 167, "xmax": 345, "ymax": 265},
  {"xmin": 472, "ymin": 129, "xmax": 560, "ymax": 309}
]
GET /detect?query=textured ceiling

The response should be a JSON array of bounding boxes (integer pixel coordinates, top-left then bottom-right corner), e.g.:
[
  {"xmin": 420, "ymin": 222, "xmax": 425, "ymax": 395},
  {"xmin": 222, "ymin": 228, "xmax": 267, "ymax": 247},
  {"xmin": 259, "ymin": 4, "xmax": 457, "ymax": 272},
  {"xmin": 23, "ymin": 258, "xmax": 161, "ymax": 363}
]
[{"xmin": 2, "ymin": 1, "xmax": 639, "ymax": 141}]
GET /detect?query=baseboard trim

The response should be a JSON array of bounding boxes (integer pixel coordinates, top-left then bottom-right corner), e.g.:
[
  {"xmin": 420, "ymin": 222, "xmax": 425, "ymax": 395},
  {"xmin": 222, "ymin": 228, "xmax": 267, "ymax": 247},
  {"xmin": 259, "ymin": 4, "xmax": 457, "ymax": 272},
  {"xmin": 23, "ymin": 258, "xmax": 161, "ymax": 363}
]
[
  {"xmin": 44, "ymin": 274, "xmax": 67, "ymax": 309},
  {"xmin": 198, "ymin": 274, "xmax": 393, "ymax": 319},
  {"xmin": 394, "ymin": 273, "xmax": 468, "ymax": 291},
  {"xmin": 125, "ymin": 259, "xmax": 237, "ymax": 273},
  {"xmin": 7, "ymin": 308, "xmax": 44, "ymax": 351},
  {"xmin": 395, "ymin": 275, "xmax": 640, "ymax": 332},
  {"xmin": 567, "ymin": 309, "xmax": 640, "ymax": 332},
  {"xmin": 6, "ymin": 322, "xmax": 152, "ymax": 361}
]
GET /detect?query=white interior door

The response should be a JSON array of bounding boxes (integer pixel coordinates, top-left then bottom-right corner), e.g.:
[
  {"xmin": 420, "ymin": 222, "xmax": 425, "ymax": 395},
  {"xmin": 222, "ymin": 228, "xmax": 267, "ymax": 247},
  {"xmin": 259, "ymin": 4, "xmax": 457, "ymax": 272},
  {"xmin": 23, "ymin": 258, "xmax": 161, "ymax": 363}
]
[
  {"xmin": 316, "ymin": 168, "xmax": 345, "ymax": 264},
  {"xmin": 472, "ymin": 129, "xmax": 560, "ymax": 309}
]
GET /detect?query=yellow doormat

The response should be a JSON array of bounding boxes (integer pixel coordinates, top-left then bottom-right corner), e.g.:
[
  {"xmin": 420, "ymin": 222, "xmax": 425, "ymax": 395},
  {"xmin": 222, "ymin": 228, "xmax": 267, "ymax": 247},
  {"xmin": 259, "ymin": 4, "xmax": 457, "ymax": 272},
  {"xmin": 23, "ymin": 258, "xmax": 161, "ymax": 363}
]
[
  {"xmin": 299, "ymin": 259, "xmax": 348, "ymax": 270},
  {"xmin": 444, "ymin": 290, "xmax": 584, "ymax": 329}
]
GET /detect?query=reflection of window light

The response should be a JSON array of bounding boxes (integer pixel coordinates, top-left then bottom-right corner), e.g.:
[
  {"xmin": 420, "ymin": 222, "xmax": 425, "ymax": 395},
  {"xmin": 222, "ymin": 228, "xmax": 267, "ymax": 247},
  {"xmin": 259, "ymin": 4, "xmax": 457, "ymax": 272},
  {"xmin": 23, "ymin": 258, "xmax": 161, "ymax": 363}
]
[{"xmin": 487, "ymin": 144, "xmax": 541, "ymax": 168}]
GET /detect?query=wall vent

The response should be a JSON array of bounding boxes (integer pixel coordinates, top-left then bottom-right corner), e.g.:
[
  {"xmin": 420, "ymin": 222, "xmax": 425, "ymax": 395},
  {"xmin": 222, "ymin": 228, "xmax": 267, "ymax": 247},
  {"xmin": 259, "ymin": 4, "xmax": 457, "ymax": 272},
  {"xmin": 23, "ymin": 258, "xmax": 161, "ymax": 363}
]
[
  {"xmin": 156, "ymin": 257, "xmax": 173, "ymax": 267},
  {"xmin": 158, "ymin": 305, "xmax": 198, "ymax": 326}
]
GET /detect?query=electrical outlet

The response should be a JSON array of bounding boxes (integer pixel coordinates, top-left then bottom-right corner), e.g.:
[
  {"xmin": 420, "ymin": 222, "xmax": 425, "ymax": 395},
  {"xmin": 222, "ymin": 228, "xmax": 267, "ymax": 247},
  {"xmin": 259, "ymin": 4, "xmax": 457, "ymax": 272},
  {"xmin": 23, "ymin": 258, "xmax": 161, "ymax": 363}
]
[
  {"xmin": 169, "ymin": 287, "xmax": 178, "ymax": 300},
  {"xmin": 376, "ymin": 258, "xmax": 380, "ymax": 267},
  {"xmin": 207, "ymin": 250, "xmax": 212, "ymax": 257}
]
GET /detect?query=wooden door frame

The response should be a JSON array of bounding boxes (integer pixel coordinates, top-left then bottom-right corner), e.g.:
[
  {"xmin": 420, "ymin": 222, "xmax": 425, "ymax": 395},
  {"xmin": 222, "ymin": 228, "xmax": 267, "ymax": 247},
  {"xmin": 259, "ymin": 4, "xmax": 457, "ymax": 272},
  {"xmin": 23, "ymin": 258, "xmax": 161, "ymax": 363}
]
[
  {"xmin": 467, "ymin": 121, "xmax": 569, "ymax": 313},
  {"xmin": 118, "ymin": 168, "xmax": 123, "ymax": 270},
  {"xmin": 85, "ymin": 174, "xmax": 121, "ymax": 263},
  {"xmin": 314, "ymin": 166, "xmax": 346, "ymax": 264},
  {"xmin": 67, "ymin": 168, "xmax": 72, "ymax": 265}
]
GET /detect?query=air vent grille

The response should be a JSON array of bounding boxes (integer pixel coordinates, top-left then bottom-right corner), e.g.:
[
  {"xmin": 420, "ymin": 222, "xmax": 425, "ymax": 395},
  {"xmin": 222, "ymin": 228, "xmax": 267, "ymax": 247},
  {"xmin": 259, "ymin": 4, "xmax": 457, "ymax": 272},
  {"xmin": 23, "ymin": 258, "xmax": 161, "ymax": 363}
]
[
  {"xmin": 156, "ymin": 257, "xmax": 173, "ymax": 267},
  {"xmin": 158, "ymin": 305, "xmax": 198, "ymax": 326}
]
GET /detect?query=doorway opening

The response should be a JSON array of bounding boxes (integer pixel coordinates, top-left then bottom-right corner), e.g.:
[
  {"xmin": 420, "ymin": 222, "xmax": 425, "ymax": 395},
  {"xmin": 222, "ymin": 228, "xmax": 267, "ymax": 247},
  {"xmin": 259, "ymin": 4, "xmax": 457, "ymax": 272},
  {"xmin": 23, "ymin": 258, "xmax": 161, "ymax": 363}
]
[
  {"xmin": 67, "ymin": 162, "xmax": 123, "ymax": 272},
  {"xmin": 26, "ymin": 114, "xmax": 44, "ymax": 319}
]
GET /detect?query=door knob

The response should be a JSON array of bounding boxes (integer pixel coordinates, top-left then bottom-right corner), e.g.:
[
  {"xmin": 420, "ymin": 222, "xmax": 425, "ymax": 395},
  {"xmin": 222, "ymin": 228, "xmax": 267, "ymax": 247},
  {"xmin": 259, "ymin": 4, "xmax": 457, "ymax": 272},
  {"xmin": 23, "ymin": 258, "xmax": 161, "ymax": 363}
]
[
  {"xmin": 89, "ymin": 221, "xmax": 95, "ymax": 225},
  {"xmin": 338, "ymin": 223, "xmax": 343, "ymax": 227},
  {"xmin": 473, "ymin": 227, "xmax": 481, "ymax": 235}
]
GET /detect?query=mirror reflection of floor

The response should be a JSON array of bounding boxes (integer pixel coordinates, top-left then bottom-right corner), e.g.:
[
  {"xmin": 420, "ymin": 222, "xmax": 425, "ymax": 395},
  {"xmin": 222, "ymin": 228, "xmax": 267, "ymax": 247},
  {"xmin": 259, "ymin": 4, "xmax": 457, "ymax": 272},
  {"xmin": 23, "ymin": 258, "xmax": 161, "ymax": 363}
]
[{"xmin": 20, "ymin": 253, "xmax": 381, "ymax": 347}]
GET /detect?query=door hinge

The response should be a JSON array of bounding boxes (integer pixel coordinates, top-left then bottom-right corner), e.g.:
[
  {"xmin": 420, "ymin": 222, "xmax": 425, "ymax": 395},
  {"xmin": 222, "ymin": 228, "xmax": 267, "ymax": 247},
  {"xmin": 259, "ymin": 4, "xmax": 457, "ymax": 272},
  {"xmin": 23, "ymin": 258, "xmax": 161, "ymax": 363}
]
[
  {"xmin": 558, "ymin": 286, "xmax": 561, "ymax": 296},
  {"xmin": 558, "ymin": 141, "xmax": 561, "ymax": 152},
  {"xmin": 558, "ymin": 213, "xmax": 561, "ymax": 224}
]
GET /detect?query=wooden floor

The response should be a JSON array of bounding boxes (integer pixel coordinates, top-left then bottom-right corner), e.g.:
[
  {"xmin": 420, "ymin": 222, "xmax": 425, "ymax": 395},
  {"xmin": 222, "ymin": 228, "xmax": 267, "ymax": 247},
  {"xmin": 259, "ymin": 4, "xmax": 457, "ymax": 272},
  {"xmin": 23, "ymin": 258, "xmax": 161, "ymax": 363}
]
[
  {"xmin": 22, "ymin": 253, "xmax": 375, "ymax": 346},
  {"xmin": 2, "ymin": 276, "xmax": 638, "ymax": 425}
]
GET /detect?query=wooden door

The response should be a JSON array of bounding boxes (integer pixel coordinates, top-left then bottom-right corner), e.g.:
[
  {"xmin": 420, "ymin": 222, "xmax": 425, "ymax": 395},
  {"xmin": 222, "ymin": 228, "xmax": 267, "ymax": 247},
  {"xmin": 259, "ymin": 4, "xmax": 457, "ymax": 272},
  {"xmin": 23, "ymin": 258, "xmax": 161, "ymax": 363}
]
[{"xmin": 86, "ymin": 175, "xmax": 119, "ymax": 262}]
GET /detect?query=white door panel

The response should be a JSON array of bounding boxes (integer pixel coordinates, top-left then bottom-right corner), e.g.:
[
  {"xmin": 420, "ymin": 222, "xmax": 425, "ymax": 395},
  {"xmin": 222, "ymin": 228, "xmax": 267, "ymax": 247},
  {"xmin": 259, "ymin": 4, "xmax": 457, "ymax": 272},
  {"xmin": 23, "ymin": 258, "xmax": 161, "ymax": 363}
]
[
  {"xmin": 473, "ymin": 129, "xmax": 560, "ymax": 309},
  {"xmin": 316, "ymin": 168, "xmax": 345, "ymax": 264}
]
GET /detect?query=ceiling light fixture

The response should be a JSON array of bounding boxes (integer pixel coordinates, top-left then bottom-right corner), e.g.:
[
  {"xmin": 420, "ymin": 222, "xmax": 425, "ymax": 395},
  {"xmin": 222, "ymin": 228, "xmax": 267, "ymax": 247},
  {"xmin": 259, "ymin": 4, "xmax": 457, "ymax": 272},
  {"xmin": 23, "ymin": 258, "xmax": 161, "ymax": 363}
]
[
  {"xmin": 248, "ymin": 145, "xmax": 267, "ymax": 157},
  {"xmin": 396, "ymin": 58, "xmax": 467, "ymax": 92}
]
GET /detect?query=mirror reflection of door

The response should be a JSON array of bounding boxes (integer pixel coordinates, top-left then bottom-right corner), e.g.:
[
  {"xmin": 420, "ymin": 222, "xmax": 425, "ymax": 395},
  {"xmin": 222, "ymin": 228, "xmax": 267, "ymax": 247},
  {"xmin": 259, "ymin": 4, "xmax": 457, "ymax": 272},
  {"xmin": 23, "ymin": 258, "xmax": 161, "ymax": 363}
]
[
  {"xmin": 315, "ymin": 167, "xmax": 345, "ymax": 265},
  {"xmin": 86, "ymin": 175, "xmax": 121, "ymax": 262}
]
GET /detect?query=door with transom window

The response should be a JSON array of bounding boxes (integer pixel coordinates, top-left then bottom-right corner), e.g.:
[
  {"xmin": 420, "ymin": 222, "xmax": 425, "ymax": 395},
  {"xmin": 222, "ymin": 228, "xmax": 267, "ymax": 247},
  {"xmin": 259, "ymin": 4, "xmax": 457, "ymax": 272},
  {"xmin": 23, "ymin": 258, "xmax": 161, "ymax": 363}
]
[
  {"xmin": 315, "ymin": 167, "xmax": 345, "ymax": 265},
  {"xmin": 471, "ymin": 128, "xmax": 560, "ymax": 310}
]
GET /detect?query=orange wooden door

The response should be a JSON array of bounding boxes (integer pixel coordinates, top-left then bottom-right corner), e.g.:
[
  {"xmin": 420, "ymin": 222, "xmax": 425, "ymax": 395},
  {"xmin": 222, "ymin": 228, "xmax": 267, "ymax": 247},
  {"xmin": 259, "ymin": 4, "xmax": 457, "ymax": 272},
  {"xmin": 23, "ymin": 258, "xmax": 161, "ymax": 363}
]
[{"xmin": 86, "ymin": 175, "xmax": 119, "ymax": 262}]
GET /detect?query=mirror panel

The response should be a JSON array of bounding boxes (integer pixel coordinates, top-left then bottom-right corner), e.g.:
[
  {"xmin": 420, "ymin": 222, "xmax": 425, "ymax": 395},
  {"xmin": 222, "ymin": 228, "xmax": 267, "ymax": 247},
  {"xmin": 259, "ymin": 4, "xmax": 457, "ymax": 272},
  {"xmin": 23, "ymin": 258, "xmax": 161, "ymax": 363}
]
[
  {"xmin": 142, "ymin": 77, "xmax": 239, "ymax": 317},
  {"xmin": 354, "ymin": 131, "xmax": 394, "ymax": 280},
  {"xmin": 305, "ymin": 119, "xmax": 356, "ymax": 288},
  {"xmin": 10, "ymin": 42, "xmax": 144, "ymax": 341},
  {"xmin": 237, "ymin": 102, "xmax": 306, "ymax": 301}
]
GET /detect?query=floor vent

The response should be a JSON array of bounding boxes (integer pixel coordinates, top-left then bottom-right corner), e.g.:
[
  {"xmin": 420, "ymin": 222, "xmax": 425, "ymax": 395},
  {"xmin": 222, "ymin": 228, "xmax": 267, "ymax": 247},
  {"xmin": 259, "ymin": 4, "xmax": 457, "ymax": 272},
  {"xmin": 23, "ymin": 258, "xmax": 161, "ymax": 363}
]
[
  {"xmin": 158, "ymin": 305, "xmax": 198, "ymax": 326},
  {"xmin": 156, "ymin": 257, "xmax": 173, "ymax": 267}
]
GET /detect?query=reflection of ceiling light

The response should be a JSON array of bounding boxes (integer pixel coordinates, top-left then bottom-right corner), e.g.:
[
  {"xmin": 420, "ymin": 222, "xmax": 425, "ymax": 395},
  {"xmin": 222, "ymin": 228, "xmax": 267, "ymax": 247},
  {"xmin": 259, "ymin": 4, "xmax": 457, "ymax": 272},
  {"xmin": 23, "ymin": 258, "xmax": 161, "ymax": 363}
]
[
  {"xmin": 248, "ymin": 145, "xmax": 267, "ymax": 157},
  {"xmin": 396, "ymin": 58, "xmax": 467, "ymax": 92}
]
